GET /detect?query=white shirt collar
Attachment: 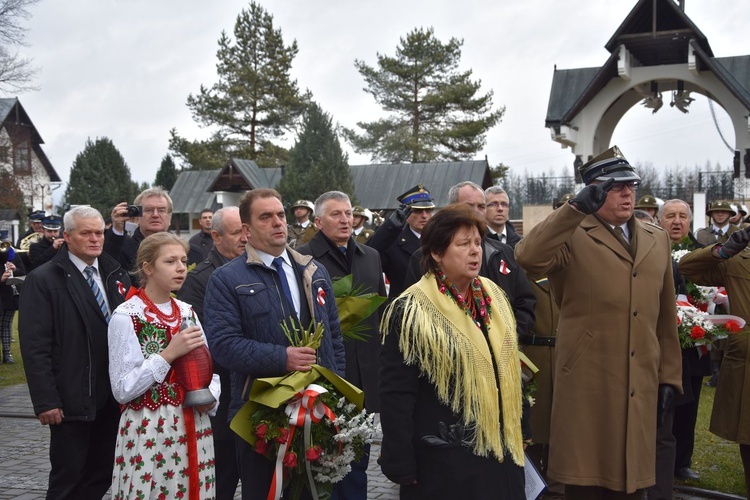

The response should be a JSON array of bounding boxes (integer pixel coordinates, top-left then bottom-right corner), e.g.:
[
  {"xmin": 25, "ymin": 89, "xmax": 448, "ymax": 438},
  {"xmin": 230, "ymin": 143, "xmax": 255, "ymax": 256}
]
[
  {"xmin": 409, "ymin": 227, "xmax": 421, "ymax": 239},
  {"xmin": 68, "ymin": 251, "xmax": 100, "ymax": 275},
  {"xmin": 256, "ymin": 248, "xmax": 291, "ymax": 268}
]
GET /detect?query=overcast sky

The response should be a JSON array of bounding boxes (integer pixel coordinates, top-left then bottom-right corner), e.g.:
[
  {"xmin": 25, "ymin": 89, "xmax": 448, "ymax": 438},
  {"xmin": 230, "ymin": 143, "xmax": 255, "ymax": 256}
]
[{"xmin": 17, "ymin": 0, "xmax": 750, "ymax": 190}]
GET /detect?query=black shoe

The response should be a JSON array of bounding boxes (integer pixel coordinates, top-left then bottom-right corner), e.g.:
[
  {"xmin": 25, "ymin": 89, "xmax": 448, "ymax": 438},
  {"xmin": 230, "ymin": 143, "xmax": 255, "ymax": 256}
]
[
  {"xmin": 675, "ymin": 467, "xmax": 700, "ymax": 481},
  {"xmin": 2, "ymin": 354, "xmax": 14, "ymax": 364}
]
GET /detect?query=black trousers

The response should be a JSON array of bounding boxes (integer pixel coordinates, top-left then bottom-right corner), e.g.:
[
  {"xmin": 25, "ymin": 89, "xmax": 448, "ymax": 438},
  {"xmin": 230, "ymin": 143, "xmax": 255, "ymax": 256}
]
[
  {"xmin": 46, "ymin": 399, "xmax": 120, "ymax": 500},
  {"xmin": 212, "ymin": 365, "xmax": 239, "ymax": 500},
  {"xmin": 673, "ymin": 376, "xmax": 703, "ymax": 470},
  {"xmin": 646, "ymin": 407, "xmax": 675, "ymax": 500}
]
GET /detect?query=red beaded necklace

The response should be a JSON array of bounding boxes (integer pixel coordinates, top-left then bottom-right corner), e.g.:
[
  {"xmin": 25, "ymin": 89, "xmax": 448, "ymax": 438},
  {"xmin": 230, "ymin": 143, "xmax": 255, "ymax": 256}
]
[{"xmin": 137, "ymin": 288, "xmax": 181, "ymax": 325}]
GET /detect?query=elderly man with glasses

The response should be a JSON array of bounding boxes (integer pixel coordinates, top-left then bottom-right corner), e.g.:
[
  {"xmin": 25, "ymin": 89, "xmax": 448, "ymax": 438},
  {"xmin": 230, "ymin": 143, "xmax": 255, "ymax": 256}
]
[
  {"xmin": 105, "ymin": 187, "xmax": 174, "ymax": 286},
  {"xmin": 516, "ymin": 146, "xmax": 682, "ymax": 499}
]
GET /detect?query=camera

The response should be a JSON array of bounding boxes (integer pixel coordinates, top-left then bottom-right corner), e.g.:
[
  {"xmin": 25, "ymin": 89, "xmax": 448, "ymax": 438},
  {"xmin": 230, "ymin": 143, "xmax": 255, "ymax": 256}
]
[{"xmin": 125, "ymin": 205, "xmax": 143, "ymax": 217}]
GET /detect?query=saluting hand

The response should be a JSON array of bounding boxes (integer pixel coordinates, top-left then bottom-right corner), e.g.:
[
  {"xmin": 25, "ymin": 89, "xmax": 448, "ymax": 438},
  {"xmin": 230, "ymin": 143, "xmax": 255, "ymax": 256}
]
[
  {"xmin": 717, "ymin": 227, "xmax": 750, "ymax": 258},
  {"xmin": 570, "ymin": 178, "xmax": 615, "ymax": 215}
]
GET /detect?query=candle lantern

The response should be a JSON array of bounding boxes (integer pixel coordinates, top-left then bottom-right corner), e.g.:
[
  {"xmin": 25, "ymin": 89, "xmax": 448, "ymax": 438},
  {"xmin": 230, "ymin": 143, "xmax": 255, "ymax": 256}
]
[{"xmin": 172, "ymin": 320, "xmax": 215, "ymax": 407}]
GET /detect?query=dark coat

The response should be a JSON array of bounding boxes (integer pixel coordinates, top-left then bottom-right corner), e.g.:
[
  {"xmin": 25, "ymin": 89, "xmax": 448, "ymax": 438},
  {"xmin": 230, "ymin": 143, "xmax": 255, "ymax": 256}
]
[
  {"xmin": 367, "ymin": 219, "xmax": 421, "ymax": 299},
  {"xmin": 404, "ymin": 237, "xmax": 536, "ymax": 339},
  {"xmin": 19, "ymin": 246, "xmax": 130, "ymax": 419},
  {"xmin": 28, "ymin": 237, "xmax": 59, "ymax": 271},
  {"xmin": 203, "ymin": 246, "xmax": 346, "ymax": 420},
  {"xmin": 176, "ymin": 246, "xmax": 228, "ymax": 323},
  {"xmin": 188, "ymin": 230, "xmax": 214, "ymax": 265},
  {"xmin": 103, "ymin": 226, "xmax": 146, "ymax": 285},
  {"xmin": 297, "ymin": 232, "xmax": 387, "ymax": 411},
  {"xmin": 379, "ymin": 297, "xmax": 524, "ymax": 499}
]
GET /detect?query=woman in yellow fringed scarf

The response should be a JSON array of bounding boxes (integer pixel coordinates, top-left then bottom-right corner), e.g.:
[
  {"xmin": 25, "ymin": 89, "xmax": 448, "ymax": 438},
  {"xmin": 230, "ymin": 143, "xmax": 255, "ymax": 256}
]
[{"xmin": 379, "ymin": 204, "xmax": 527, "ymax": 499}]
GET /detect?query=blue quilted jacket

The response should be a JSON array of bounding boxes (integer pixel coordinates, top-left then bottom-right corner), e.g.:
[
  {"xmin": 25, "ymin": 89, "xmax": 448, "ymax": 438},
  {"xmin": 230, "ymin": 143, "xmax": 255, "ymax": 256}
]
[{"xmin": 203, "ymin": 246, "xmax": 346, "ymax": 420}]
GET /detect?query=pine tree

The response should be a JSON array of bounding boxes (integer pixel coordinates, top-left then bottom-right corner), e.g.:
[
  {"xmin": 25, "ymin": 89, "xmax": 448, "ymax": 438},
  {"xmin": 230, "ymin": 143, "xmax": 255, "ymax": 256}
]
[
  {"xmin": 154, "ymin": 154, "xmax": 178, "ymax": 191},
  {"xmin": 277, "ymin": 102, "xmax": 355, "ymax": 204},
  {"xmin": 343, "ymin": 27, "xmax": 504, "ymax": 163},
  {"xmin": 170, "ymin": 1, "xmax": 307, "ymax": 169},
  {"xmin": 65, "ymin": 137, "xmax": 135, "ymax": 216}
]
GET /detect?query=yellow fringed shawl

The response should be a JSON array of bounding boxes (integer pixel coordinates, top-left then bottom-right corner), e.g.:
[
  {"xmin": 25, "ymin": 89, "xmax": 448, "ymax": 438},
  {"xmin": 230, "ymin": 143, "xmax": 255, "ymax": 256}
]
[{"xmin": 380, "ymin": 274, "xmax": 525, "ymax": 466}]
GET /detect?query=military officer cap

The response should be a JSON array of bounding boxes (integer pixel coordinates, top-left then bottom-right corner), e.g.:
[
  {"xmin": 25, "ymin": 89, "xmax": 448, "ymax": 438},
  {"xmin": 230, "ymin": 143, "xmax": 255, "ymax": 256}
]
[
  {"xmin": 291, "ymin": 200, "xmax": 314, "ymax": 213},
  {"xmin": 42, "ymin": 215, "xmax": 62, "ymax": 231},
  {"xmin": 397, "ymin": 184, "xmax": 435, "ymax": 209},
  {"xmin": 553, "ymin": 193, "xmax": 575, "ymax": 209},
  {"xmin": 29, "ymin": 210, "xmax": 46, "ymax": 222},
  {"xmin": 706, "ymin": 200, "xmax": 736, "ymax": 216},
  {"xmin": 635, "ymin": 195, "xmax": 659, "ymax": 209},
  {"xmin": 352, "ymin": 206, "xmax": 370, "ymax": 220},
  {"xmin": 579, "ymin": 146, "xmax": 641, "ymax": 185}
]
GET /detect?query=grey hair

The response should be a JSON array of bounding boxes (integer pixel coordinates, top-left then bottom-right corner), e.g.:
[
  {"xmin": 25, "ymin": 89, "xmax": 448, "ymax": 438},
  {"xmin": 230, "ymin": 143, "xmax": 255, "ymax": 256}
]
[
  {"xmin": 658, "ymin": 199, "xmax": 692, "ymax": 222},
  {"xmin": 448, "ymin": 181, "xmax": 483, "ymax": 203},
  {"xmin": 211, "ymin": 206, "xmax": 240, "ymax": 235},
  {"xmin": 135, "ymin": 186, "xmax": 173, "ymax": 213},
  {"xmin": 633, "ymin": 209, "xmax": 655, "ymax": 224},
  {"xmin": 314, "ymin": 191, "xmax": 351, "ymax": 217},
  {"xmin": 484, "ymin": 185, "xmax": 507, "ymax": 196},
  {"xmin": 63, "ymin": 206, "xmax": 104, "ymax": 232}
]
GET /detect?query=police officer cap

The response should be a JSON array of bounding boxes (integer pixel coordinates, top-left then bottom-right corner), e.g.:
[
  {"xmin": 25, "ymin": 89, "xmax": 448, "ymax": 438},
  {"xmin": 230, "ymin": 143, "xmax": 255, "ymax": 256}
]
[
  {"xmin": 291, "ymin": 200, "xmax": 314, "ymax": 213},
  {"xmin": 42, "ymin": 215, "xmax": 62, "ymax": 231},
  {"xmin": 553, "ymin": 193, "xmax": 575, "ymax": 209},
  {"xmin": 635, "ymin": 195, "xmax": 658, "ymax": 209},
  {"xmin": 352, "ymin": 206, "xmax": 369, "ymax": 220},
  {"xmin": 706, "ymin": 200, "xmax": 736, "ymax": 216},
  {"xmin": 397, "ymin": 184, "xmax": 435, "ymax": 209},
  {"xmin": 578, "ymin": 146, "xmax": 641, "ymax": 185},
  {"xmin": 29, "ymin": 210, "xmax": 46, "ymax": 222}
]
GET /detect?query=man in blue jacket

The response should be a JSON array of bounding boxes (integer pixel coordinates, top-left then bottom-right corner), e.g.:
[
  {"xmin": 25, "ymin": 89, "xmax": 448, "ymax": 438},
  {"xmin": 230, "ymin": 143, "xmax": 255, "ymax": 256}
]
[
  {"xmin": 203, "ymin": 188, "xmax": 346, "ymax": 500},
  {"xmin": 19, "ymin": 205, "xmax": 130, "ymax": 499}
]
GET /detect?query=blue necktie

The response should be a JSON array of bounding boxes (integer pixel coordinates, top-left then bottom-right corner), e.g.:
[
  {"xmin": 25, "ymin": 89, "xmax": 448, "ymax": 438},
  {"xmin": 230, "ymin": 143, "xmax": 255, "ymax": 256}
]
[
  {"xmin": 272, "ymin": 257, "xmax": 296, "ymax": 317},
  {"xmin": 84, "ymin": 266, "xmax": 110, "ymax": 322}
]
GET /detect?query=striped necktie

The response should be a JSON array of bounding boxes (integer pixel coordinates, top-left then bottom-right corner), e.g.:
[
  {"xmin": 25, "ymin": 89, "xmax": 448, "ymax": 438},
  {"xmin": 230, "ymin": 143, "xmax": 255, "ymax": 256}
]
[{"xmin": 84, "ymin": 266, "xmax": 110, "ymax": 322}]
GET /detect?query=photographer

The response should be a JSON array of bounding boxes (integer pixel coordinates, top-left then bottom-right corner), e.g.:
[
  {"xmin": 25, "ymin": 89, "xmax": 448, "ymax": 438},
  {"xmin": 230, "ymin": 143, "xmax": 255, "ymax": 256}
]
[
  {"xmin": 104, "ymin": 187, "xmax": 173, "ymax": 286},
  {"xmin": 28, "ymin": 215, "xmax": 64, "ymax": 271}
]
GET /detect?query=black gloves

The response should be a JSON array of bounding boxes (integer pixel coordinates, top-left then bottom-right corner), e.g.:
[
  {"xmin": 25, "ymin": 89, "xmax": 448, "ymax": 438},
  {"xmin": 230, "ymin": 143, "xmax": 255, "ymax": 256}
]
[
  {"xmin": 388, "ymin": 205, "xmax": 411, "ymax": 229},
  {"xmin": 718, "ymin": 228, "xmax": 750, "ymax": 259},
  {"xmin": 657, "ymin": 384, "xmax": 674, "ymax": 428},
  {"xmin": 570, "ymin": 178, "xmax": 615, "ymax": 215}
]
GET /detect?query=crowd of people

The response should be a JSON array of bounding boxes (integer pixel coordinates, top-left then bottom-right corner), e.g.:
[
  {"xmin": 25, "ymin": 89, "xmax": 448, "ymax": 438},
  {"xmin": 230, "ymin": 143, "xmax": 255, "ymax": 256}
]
[{"xmin": 3, "ymin": 146, "xmax": 750, "ymax": 499}]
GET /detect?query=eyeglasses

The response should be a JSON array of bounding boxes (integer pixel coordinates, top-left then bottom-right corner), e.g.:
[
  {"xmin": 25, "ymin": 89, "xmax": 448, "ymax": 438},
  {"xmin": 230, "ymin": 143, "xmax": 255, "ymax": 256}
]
[
  {"xmin": 487, "ymin": 201, "xmax": 510, "ymax": 208},
  {"xmin": 143, "ymin": 207, "xmax": 170, "ymax": 215},
  {"xmin": 608, "ymin": 181, "xmax": 639, "ymax": 192}
]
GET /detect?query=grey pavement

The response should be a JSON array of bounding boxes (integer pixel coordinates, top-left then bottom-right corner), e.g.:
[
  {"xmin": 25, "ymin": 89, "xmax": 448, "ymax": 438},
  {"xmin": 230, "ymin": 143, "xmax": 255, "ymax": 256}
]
[{"xmin": 0, "ymin": 383, "xmax": 740, "ymax": 500}]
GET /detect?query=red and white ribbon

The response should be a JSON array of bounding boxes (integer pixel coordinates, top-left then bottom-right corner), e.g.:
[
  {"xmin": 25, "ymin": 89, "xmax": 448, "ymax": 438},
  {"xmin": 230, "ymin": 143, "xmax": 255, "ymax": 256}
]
[
  {"xmin": 498, "ymin": 259, "xmax": 511, "ymax": 275},
  {"xmin": 316, "ymin": 287, "xmax": 326, "ymax": 307},
  {"xmin": 267, "ymin": 384, "xmax": 337, "ymax": 500}
]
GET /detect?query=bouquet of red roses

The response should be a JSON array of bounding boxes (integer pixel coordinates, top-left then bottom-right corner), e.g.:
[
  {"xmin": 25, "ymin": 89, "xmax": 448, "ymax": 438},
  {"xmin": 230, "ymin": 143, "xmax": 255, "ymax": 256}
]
[{"xmin": 676, "ymin": 294, "xmax": 744, "ymax": 349}]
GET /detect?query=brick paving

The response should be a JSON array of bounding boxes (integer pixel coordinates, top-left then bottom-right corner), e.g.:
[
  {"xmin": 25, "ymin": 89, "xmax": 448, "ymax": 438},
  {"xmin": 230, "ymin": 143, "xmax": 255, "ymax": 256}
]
[{"xmin": 0, "ymin": 383, "xmax": 739, "ymax": 499}]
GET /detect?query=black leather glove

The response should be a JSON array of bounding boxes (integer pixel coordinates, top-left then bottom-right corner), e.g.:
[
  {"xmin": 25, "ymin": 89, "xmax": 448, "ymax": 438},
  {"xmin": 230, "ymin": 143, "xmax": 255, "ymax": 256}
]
[
  {"xmin": 569, "ymin": 178, "xmax": 615, "ymax": 215},
  {"xmin": 718, "ymin": 228, "xmax": 750, "ymax": 258},
  {"xmin": 657, "ymin": 384, "xmax": 674, "ymax": 428},
  {"xmin": 388, "ymin": 205, "xmax": 411, "ymax": 229}
]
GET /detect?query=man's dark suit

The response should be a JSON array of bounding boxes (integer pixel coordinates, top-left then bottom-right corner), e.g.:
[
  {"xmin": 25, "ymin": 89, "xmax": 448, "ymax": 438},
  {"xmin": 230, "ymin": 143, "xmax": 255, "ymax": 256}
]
[{"xmin": 19, "ymin": 246, "xmax": 130, "ymax": 499}]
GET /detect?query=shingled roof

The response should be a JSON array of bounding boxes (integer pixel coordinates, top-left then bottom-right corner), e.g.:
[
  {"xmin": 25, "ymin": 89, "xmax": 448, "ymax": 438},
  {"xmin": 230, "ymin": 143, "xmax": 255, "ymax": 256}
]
[
  {"xmin": 169, "ymin": 170, "xmax": 220, "ymax": 214},
  {"xmin": 0, "ymin": 97, "xmax": 59, "ymax": 182}
]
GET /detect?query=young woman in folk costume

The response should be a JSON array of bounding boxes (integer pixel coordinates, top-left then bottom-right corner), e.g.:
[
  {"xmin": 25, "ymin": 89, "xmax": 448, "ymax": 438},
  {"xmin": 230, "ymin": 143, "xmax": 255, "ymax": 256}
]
[{"xmin": 109, "ymin": 232, "xmax": 220, "ymax": 499}]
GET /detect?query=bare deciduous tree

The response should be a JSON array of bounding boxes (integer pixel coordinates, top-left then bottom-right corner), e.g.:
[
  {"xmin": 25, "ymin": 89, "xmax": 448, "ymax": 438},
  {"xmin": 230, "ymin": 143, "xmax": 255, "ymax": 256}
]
[{"xmin": 0, "ymin": 0, "xmax": 39, "ymax": 94}]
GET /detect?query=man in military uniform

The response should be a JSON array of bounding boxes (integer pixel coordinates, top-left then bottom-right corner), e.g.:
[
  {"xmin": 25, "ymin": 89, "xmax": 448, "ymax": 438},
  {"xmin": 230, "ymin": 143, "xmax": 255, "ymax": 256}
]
[
  {"xmin": 695, "ymin": 200, "xmax": 739, "ymax": 246},
  {"xmin": 16, "ymin": 210, "xmax": 45, "ymax": 270},
  {"xmin": 516, "ymin": 146, "xmax": 682, "ymax": 498},
  {"xmin": 352, "ymin": 206, "xmax": 374, "ymax": 244},
  {"xmin": 28, "ymin": 215, "xmax": 64, "ymax": 271},
  {"xmin": 367, "ymin": 184, "xmax": 434, "ymax": 299},
  {"xmin": 636, "ymin": 194, "xmax": 659, "ymax": 219},
  {"xmin": 286, "ymin": 199, "xmax": 317, "ymax": 248}
]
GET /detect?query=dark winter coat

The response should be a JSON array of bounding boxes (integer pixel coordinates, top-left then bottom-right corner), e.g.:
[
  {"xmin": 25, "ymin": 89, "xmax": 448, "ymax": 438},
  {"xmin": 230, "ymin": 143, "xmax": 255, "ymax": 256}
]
[
  {"xmin": 103, "ymin": 226, "xmax": 146, "ymax": 285},
  {"xmin": 367, "ymin": 219, "xmax": 421, "ymax": 299},
  {"xmin": 297, "ymin": 232, "xmax": 386, "ymax": 411},
  {"xmin": 19, "ymin": 246, "xmax": 130, "ymax": 419}
]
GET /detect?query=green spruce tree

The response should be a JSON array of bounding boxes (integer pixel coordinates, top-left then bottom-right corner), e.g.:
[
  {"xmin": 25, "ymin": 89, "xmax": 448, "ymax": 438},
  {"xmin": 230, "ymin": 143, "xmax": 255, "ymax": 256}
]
[
  {"xmin": 154, "ymin": 154, "xmax": 179, "ymax": 191},
  {"xmin": 343, "ymin": 27, "xmax": 504, "ymax": 163},
  {"xmin": 277, "ymin": 102, "xmax": 355, "ymax": 204},
  {"xmin": 170, "ymin": 1, "xmax": 307, "ymax": 169},
  {"xmin": 65, "ymin": 137, "xmax": 135, "ymax": 216}
]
